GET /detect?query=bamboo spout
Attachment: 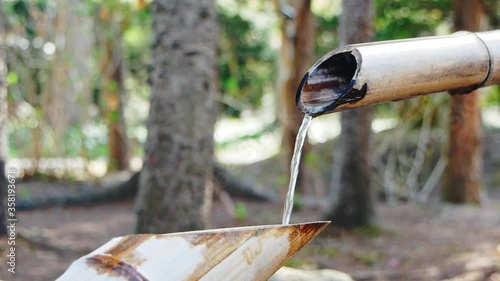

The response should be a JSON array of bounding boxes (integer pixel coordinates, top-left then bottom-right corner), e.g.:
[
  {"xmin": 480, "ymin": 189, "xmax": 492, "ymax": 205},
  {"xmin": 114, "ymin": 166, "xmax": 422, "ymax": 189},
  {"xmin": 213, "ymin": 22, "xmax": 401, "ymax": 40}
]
[
  {"xmin": 58, "ymin": 222, "xmax": 329, "ymax": 281},
  {"xmin": 296, "ymin": 30, "xmax": 500, "ymax": 116}
]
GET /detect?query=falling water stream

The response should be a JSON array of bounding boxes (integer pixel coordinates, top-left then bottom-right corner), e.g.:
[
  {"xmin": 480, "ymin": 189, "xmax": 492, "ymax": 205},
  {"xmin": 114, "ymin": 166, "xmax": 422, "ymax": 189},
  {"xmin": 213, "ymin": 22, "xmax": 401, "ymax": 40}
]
[{"xmin": 281, "ymin": 114, "xmax": 313, "ymax": 225}]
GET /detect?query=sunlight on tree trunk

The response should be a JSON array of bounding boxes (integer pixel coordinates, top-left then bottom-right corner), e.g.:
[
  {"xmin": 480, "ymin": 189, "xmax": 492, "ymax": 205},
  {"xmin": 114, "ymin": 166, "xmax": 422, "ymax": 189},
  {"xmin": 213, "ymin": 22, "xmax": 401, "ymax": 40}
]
[
  {"xmin": 443, "ymin": 0, "xmax": 485, "ymax": 204},
  {"xmin": 135, "ymin": 0, "xmax": 217, "ymax": 233},
  {"xmin": 274, "ymin": 0, "xmax": 313, "ymax": 195},
  {"xmin": 0, "ymin": 0, "xmax": 8, "ymax": 235},
  {"xmin": 323, "ymin": 0, "xmax": 375, "ymax": 227}
]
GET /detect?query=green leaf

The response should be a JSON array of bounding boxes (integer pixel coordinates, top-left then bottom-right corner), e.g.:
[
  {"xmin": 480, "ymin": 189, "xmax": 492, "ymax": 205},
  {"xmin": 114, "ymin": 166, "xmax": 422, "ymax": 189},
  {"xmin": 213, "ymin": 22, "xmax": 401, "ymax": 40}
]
[
  {"xmin": 235, "ymin": 202, "xmax": 247, "ymax": 222},
  {"xmin": 6, "ymin": 72, "xmax": 19, "ymax": 85}
]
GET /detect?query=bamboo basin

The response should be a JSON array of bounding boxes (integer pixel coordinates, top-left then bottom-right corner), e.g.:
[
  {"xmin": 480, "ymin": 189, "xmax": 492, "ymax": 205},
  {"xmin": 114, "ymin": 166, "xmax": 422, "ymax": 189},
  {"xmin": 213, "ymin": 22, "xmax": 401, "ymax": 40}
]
[{"xmin": 58, "ymin": 221, "xmax": 329, "ymax": 281}]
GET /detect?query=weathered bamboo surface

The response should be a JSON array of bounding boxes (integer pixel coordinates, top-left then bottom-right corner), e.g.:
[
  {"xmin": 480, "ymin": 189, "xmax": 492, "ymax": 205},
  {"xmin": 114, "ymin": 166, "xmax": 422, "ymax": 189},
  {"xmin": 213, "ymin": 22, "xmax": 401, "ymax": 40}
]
[
  {"xmin": 297, "ymin": 30, "xmax": 500, "ymax": 116},
  {"xmin": 58, "ymin": 221, "xmax": 329, "ymax": 281}
]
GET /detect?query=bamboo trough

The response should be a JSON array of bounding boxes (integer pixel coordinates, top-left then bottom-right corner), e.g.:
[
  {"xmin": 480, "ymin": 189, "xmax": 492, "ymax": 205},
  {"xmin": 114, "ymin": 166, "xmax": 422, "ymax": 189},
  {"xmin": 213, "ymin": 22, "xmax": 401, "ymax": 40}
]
[{"xmin": 58, "ymin": 222, "xmax": 329, "ymax": 280}]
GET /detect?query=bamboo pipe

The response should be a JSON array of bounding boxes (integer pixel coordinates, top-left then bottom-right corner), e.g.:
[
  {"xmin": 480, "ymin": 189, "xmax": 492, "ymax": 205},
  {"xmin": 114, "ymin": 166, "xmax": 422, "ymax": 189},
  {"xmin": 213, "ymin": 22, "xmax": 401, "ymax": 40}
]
[{"xmin": 296, "ymin": 30, "xmax": 500, "ymax": 116}]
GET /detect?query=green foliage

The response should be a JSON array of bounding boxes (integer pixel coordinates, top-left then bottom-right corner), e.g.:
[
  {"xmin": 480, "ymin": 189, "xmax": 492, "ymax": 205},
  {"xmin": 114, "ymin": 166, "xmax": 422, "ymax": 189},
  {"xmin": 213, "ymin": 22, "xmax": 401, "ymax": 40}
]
[
  {"xmin": 375, "ymin": 0, "xmax": 452, "ymax": 40},
  {"xmin": 235, "ymin": 202, "xmax": 247, "ymax": 222},
  {"xmin": 314, "ymin": 245, "xmax": 340, "ymax": 258},
  {"xmin": 284, "ymin": 258, "xmax": 317, "ymax": 268},
  {"xmin": 277, "ymin": 174, "xmax": 288, "ymax": 186},
  {"xmin": 482, "ymin": 86, "xmax": 500, "ymax": 108},
  {"xmin": 485, "ymin": 0, "xmax": 500, "ymax": 28},
  {"xmin": 217, "ymin": 3, "xmax": 276, "ymax": 117},
  {"xmin": 292, "ymin": 193, "xmax": 303, "ymax": 211},
  {"xmin": 352, "ymin": 249, "xmax": 384, "ymax": 266},
  {"xmin": 354, "ymin": 225, "xmax": 389, "ymax": 238},
  {"xmin": 6, "ymin": 72, "xmax": 19, "ymax": 85},
  {"xmin": 314, "ymin": 14, "xmax": 340, "ymax": 58}
]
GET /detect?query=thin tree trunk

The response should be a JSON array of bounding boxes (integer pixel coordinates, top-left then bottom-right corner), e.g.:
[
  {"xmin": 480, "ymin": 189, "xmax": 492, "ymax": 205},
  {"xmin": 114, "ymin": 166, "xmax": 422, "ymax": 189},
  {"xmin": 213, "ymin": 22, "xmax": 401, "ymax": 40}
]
[
  {"xmin": 323, "ymin": 0, "xmax": 375, "ymax": 227},
  {"xmin": 0, "ymin": 0, "xmax": 8, "ymax": 235},
  {"xmin": 30, "ymin": 70, "xmax": 43, "ymax": 160},
  {"xmin": 104, "ymin": 44, "xmax": 128, "ymax": 171},
  {"xmin": 275, "ymin": 0, "xmax": 313, "ymax": 195},
  {"xmin": 98, "ymin": 5, "xmax": 129, "ymax": 171},
  {"xmin": 135, "ymin": 0, "xmax": 217, "ymax": 233},
  {"xmin": 442, "ymin": 0, "xmax": 484, "ymax": 203}
]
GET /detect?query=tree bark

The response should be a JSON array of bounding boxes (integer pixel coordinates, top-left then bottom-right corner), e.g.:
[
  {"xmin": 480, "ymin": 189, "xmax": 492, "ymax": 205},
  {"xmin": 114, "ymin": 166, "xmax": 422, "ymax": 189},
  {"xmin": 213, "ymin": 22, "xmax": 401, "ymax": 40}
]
[
  {"xmin": 275, "ymin": 0, "xmax": 314, "ymax": 195},
  {"xmin": 0, "ymin": 0, "xmax": 8, "ymax": 235},
  {"xmin": 104, "ymin": 46, "xmax": 128, "ymax": 171},
  {"xmin": 323, "ymin": 0, "xmax": 375, "ymax": 227},
  {"xmin": 135, "ymin": 0, "xmax": 218, "ymax": 233},
  {"xmin": 97, "ymin": 4, "xmax": 129, "ymax": 171},
  {"xmin": 442, "ymin": 0, "xmax": 484, "ymax": 204}
]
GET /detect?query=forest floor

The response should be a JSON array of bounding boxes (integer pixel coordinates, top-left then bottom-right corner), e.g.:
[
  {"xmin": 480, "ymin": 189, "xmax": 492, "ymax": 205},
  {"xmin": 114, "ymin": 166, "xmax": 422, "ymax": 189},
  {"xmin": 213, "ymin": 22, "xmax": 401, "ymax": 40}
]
[{"xmin": 0, "ymin": 190, "xmax": 498, "ymax": 281}]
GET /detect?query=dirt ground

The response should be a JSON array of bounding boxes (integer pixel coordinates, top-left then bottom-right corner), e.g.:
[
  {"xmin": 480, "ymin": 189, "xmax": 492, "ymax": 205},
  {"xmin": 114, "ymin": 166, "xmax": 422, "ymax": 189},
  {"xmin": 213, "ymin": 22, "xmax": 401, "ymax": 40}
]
[{"xmin": 0, "ymin": 194, "xmax": 498, "ymax": 281}]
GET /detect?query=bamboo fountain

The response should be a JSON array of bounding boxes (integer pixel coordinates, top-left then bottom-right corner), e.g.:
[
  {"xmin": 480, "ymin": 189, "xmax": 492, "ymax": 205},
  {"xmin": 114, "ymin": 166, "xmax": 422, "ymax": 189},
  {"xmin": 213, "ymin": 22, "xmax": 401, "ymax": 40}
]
[{"xmin": 59, "ymin": 30, "xmax": 499, "ymax": 281}]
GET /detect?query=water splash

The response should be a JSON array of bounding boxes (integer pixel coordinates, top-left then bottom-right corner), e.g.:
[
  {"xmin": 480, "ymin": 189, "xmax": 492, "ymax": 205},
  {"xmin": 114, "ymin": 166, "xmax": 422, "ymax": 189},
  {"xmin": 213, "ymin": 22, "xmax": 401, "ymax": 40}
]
[{"xmin": 282, "ymin": 114, "xmax": 313, "ymax": 225}]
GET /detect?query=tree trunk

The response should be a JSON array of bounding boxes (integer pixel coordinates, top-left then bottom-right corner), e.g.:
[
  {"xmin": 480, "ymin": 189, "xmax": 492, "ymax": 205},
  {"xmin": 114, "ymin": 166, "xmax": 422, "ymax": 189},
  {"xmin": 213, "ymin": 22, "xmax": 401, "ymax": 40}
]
[
  {"xmin": 97, "ymin": 5, "xmax": 129, "ymax": 171},
  {"xmin": 0, "ymin": 0, "xmax": 8, "ymax": 235},
  {"xmin": 442, "ymin": 0, "xmax": 484, "ymax": 204},
  {"xmin": 135, "ymin": 0, "xmax": 217, "ymax": 233},
  {"xmin": 275, "ymin": 0, "xmax": 314, "ymax": 195},
  {"xmin": 323, "ymin": 0, "xmax": 375, "ymax": 227},
  {"xmin": 104, "ymin": 44, "xmax": 128, "ymax": 171}
]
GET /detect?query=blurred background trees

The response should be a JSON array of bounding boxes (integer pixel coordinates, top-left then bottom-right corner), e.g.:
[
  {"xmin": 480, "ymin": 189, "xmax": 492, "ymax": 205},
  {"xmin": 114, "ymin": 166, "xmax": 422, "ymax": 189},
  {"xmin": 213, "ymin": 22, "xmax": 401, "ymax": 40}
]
[
  {"xmin": 274, "ymin": 0, "xmax": 313, "ymax": 196},
  {"xmin": 323, "ymin": 0, "xmax": 376, "ymax": 227},
  {"xmin": 0, "ymin": 0, "xmax": 499, "ymax": 231},
  {"xmin": 0, "ymin": 0, "xmax": 8, "ymax": 235}
]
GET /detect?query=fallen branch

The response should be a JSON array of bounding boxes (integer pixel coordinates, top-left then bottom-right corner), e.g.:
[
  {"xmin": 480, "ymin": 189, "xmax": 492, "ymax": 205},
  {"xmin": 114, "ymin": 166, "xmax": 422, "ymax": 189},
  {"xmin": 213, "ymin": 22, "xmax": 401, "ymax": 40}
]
[
  {"xmin": 17, "ymin": 163, "xmax": 276, "ymax": 210},
  {"xmin": 416, "ymin": 156, "xmax": 447, "ymax": 202}
]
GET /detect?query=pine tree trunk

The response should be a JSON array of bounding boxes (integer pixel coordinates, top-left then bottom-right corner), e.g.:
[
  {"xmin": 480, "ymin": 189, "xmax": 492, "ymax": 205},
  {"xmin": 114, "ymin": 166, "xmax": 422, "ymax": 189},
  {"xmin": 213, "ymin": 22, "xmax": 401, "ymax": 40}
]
[
  {"xmin": 275, "ymin": 0, "xmax": 313, "ymax": 194},
  {"xmin": 104, "ymin": 42, "xmax": 128, "ymax": 171},
  {"xmin": 97, "ymin": 5, "xmax": 129, "ymax": 171},
  {"xmin": 443, "ymin": 0, "xmax": 485, "ymax": 203},
  {"xmin": 323, "ymin": 0, "xmax": 375, "ymax": 227},
  {"xmin": 0, "ymin": 0, "xmax": 8, "ymax": 235},
  {"xmin": 135, "ymin": 0, "xmax": 217, "ymax": 233}
]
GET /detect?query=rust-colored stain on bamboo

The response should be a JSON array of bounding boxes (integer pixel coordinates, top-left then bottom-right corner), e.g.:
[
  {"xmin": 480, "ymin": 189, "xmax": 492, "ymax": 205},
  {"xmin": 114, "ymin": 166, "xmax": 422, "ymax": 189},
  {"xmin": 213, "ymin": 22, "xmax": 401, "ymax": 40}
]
[
  {"xmin": 284, "ymin": 222, "xmax": 329, "ymax": 263},
  {"xmin": 106, "ymin": 235, "xmax": 152, "ymax": 257},
  {"xmin": 86, "ymin": 254, "xmax": 149, "ymax": 281},
  {"xmin": 86, "ymin": 235, "xmax": 152, "ymax": 280},
  {"xmin": 186, "ymin": 222, "xmax": 328, "ymax": 280}
]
